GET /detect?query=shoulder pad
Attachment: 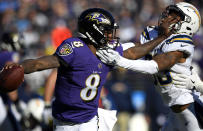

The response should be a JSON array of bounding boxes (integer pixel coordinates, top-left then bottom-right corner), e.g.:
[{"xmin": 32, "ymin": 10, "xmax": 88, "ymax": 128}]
[{"xmin": 141, "ymin": 26, "xmax": 158, "ymax": 40}]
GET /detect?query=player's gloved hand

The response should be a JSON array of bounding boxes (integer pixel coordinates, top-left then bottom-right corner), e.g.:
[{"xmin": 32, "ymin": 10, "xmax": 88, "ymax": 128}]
[
  {"xmin": 96, "ymin": 49, "xmax": 121, "ymax": 66},
  {"xmin": 172, "ymin": 70, "xmax": 203, "ymax": 93},
  {"xmin": 172, "ymin": 74, "xmax": 195, "ymax": 89},
  {"xmin": 42, "ymin": 102, "xmax": 53, "ymax": 125}
]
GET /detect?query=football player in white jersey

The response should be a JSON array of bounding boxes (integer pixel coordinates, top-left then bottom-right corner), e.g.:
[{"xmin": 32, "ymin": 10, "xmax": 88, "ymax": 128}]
[{"xmin": 96, "ymin": 2, "xmax": 203, "ymax": 131}]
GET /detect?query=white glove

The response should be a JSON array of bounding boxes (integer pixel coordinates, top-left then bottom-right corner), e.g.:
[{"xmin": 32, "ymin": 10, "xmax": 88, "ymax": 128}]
[
  {"xmin": 96, "ymin": 49, "xmax": 121, "ymax": 66},
  {"xmin": 172, "ymin": 70, "xmax": 203, "ymax": 93},
  {"xmin": 172, "ymin": 74, "xmax": 195, "ymax": 89}
]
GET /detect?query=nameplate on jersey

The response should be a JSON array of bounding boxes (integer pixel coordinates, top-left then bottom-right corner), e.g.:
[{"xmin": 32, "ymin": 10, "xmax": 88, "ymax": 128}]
[{"xmin": 59, "ymin": 44, "xmax": 73, "ymax": 56}]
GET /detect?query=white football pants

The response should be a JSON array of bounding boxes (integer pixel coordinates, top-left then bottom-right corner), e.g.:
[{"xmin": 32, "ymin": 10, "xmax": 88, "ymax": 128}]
[{"xmin": 162, "ymin": 102, "xmax": 203, "ymax": 131}]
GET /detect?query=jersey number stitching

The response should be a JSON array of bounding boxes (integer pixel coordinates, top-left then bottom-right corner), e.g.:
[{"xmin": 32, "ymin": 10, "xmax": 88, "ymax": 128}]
[
  {"xmin": 155, "ymin": 72, "xmax": 172, "ymax": 86},
  {"xmin": 80, "ymin": 74, "xmax": 101, "ymax": 101},
  {"xmin": 73, "ymin": 41, "xmax": 84, "ymax": 47}
]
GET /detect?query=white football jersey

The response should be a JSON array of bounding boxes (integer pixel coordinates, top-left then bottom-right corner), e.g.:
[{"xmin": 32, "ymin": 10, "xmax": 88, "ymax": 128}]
[{"xmin": 140, "ymin": 26, "xmax": 195, "ymax": 106}]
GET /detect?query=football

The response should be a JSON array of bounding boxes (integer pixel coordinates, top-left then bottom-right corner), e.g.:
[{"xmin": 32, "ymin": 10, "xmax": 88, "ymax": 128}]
[{"xmin": 0, "ymin": 65, "xmax": 24, "ymax": 93}]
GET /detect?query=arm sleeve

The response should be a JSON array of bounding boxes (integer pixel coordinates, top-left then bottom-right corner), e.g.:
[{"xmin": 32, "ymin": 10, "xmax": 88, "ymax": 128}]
[
  {"xmin": 121, "ymin": 42, "xmax": 135, "ymax": 51},
  {"xmin": 117, "ymin": 57, "xmax": 159, "ymax": 74},
  {"xmin": 54, "ymin": 40, "xmax": 74, "ymax": 65},
  {"xmin": 162, "ymin": 42, "xmax": 194, "ymax": 57}
]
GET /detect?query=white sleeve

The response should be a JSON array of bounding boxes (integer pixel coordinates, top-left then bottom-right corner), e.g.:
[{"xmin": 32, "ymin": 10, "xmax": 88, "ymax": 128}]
[
  {"xmin": 162, "ymin": 42, "xmax": 194, "ymax": 57},
  {"xmin": 117, "ymin": 57, "xmax": 159, "ymax": 74},
  {"xmin": 121, "ymin": 42, "xmax": 135, "ymax": 51}
]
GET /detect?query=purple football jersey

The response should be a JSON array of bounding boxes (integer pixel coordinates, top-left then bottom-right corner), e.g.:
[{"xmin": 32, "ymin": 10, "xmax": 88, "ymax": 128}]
[
  {"xmin": 53, "ymin": 38, "xmax": 123, "ymax": 123},
  {"xmin": 0, "ymin": 51, "xmax": 19, "ymax": 70}
]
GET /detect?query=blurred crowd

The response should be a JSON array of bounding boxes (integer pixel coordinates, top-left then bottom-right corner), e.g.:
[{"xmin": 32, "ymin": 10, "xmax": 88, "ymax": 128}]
[{"xmin": 0, "ymin": 0, "xmax": 203, "ymax": 131}]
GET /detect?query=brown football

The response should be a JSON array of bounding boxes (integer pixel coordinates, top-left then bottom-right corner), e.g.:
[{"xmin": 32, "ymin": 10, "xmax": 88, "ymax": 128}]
[{"xmin": 0, "ymin": 65, "xmax": 24, "ymax": 93}]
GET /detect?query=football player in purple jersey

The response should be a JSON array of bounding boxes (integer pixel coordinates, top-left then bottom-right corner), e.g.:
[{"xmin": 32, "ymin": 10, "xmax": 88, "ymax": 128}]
[{"xmin": 4, "ymin": 8, "xmax": 175, "ymax": 131}]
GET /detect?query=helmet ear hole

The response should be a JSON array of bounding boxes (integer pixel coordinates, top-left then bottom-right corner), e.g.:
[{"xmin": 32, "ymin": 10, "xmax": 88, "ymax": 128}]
[
  {"xmin": 186, "ymin": 27, "xmax": 191, "ymax": 31},
  {"xmin": 99, "ymin": 26, "xmax": 104, "ymax": 31}
]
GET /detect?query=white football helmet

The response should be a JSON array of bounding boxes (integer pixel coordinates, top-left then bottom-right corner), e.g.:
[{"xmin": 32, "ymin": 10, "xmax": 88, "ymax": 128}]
[{"xmin": 174, "ymin": 2, "xmax": 201, "ymax": 36}]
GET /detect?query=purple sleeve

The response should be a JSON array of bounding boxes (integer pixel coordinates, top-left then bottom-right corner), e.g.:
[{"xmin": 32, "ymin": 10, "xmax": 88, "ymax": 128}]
[{"xmin": 54, "ymin": 40, "xmax": 75, "ymax": 65}]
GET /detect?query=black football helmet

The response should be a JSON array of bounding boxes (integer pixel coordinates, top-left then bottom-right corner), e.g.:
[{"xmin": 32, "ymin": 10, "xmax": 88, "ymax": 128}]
[
  {"xmin": 0, "ymin": 32, "xmax": 24, "ymax": 52},
  {"xmin": 78, "ymin": 8, "xmax": 119, "ymax": 49}
]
